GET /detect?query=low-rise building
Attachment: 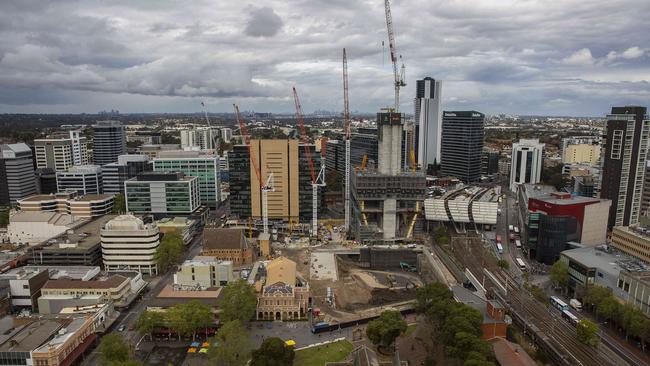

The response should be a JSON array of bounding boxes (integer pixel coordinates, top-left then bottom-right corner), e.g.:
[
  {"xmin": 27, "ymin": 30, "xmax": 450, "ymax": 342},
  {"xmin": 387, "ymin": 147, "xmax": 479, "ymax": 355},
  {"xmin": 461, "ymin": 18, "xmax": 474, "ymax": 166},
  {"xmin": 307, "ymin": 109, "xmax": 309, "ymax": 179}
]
[
  {"xmin": 0, "ymin": 267, "xmax": 49, "ymax": 312},
  {"xmin": 173, "ymin": 257, "xmax": 233, "ymax": 289},
  {"xmin": 256, "ymin": 256, "xmax": 310, "ymax": 321},
  {"xmin": 18, "ymin": 192, "xmax": 114, "ymax": 218},
  {"xmin": 201, "ymin": 228, "xmax": 253, "ymax": 265},
  {"xmin": 7, "ymin": 211, "xmax": 86, "ymax": 246},
  {"xmin": 41, "ymin": 272, "xmax": 146, "ymax": 308},
  {"xmin": 125, "ymin": 172, "xmax": 201, "ymax": 215},
  {"xmin": 56, "ymin": 165, "xmax": 103, "ymax": 195},
  {"xmin": 452, "ymin": 285, "xmax": 507, "ymax": 340},
  {"xmin": 611, "ymin": 225, "xmax": 650, "ymax": 263},
  {"xmin": 101, "ymin": 214, "xmax": 160, "ymax": 275},
  {"xmin": 617, "ymin": 270, "xmax": 650, "ymax": 317},
  {"xmin": 156, "ymin": 217, "xmax": 199, "ymax": 245}
]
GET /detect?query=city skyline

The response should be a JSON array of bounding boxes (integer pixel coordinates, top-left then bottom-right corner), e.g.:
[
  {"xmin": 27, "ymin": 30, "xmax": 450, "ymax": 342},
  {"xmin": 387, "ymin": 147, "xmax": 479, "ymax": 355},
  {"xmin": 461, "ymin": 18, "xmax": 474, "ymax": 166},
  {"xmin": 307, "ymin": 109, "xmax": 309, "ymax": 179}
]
[{"xmin": 0, "ymin": 0, "xmax": 648, "ymax": 116}]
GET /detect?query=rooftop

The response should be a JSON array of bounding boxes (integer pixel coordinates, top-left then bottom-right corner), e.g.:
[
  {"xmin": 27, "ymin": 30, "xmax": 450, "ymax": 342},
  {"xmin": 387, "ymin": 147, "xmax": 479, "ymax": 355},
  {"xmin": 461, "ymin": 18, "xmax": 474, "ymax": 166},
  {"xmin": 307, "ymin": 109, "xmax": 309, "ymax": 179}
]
[
  {"xmin": 43, "ymin": 275, "xmax": 128, "ymax": 290},
  {"xmin": 452, "ymin": 285, "xmax": 504, "ymax": 325},
  {"xmin": 203, "ymin": 228, "xmax": 248, "ymax": 251},
  {"xmin": 102, "ymin": 214, "xmax": 155, "ymax": 231},
  {"xmin": 10, "ymin": 211, "xmax": 83, "ymax": 226},
  {"xmin": 531, "ymin": 191, "xmax": 603, "ymax": 206},
  {"xmin": 44, "ymin": 215, "xmax": 116, "ymax": 251},
  {"xmin": 181, "ymin": 256, "xmax": 232, "ymax": 267},
  {"xmin": 266, "ymin": 256, "xmax": 296, "ymax": 288},
  {"xmin": 562, "ymin": 246, "xmax": 650, "ymax": 275},
  {"xmin": 131, "ymin": 171, "xmax": 193, "ymax": 182},
  {"xmin": 0, "ymin": 317, "xmax": 68, "ymax": 352}
]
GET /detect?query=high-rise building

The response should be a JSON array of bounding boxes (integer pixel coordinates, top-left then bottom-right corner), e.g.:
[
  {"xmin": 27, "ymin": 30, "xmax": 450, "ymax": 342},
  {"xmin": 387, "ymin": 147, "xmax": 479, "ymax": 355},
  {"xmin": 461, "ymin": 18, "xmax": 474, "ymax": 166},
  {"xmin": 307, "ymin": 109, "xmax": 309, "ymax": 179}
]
[
  {"xmin": 100, "ymin": 214, "xmax": 160, "ymax": 275},
  {"xmin": 34, "ymin": 168, "xmax": 57, "ymax": 195},
  {"xmin": 56, "ymin": 165, "xmax": 103, "ymax": 195},
  {"xmin": 153, "ymin": 150, "xmax": 221, "ymax": 207},
  {"xmin": 180, "ymin": 127, "xmax": 216, "ymax": 150},
  {"xmin": 600, "ymin": 106, "xmax": 650, "ymax": 228},
  {"xmin": 102, "ymin": 154, "xmax": 151, "ymax": 195},
  {"xmin": 93, "ymin": 121, "xmax": 126, "ymax": 166},
  {"xmin": 34, "ymin": 132, "xmax": 89, "ymax": 171},
  {"xmin": 561, "ymin": 136, "xmax": 601, "ymax": 165},
  {"xmin": 220, "ymin": 128, "xmax": 233, "ymax": 143},
  {"xmin": 125, "ymin": 172, "xmax": 200, "ymax": 215},
  {"xmin": 414, "ymin": 77, "xmax": 442, "ymax": 169},
  {"xmin": 440, "ymin": 111, "xmax": 485, "ymax": 183},
  {"xmin": 481, "ymin": 149, "xmax": 500, "ymax": 176},
  {"xmin": 642, "ymin": 161, "xmax": 650, "ymax": 216},
  {"xmin": 509, "ymin": 139, "xmax": 545, "ymax": 192},
  {"xmin": 0, "ymin": 143, "xmax": 38, "ymax": 204},
  {"xmin": 228, "ymin": 140, "xmax": 320, "ymax": 222}
]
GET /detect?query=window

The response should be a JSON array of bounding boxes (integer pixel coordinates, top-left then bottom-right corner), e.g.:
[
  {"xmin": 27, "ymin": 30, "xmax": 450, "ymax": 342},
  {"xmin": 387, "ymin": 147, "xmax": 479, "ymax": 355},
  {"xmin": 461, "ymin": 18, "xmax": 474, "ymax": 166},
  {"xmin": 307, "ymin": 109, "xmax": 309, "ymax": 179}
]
[{"xmin": 611, "ymin": 130, "xmax": 623, "ymax": 159}]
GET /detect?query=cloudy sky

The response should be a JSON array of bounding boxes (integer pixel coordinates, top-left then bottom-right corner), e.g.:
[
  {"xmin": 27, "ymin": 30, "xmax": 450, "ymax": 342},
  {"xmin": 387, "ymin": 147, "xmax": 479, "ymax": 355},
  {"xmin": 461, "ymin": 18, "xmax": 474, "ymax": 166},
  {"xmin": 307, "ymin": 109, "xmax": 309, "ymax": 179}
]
[{"xmin": 0, "ymin": 0, "xmax": 649, "ymax": 116}]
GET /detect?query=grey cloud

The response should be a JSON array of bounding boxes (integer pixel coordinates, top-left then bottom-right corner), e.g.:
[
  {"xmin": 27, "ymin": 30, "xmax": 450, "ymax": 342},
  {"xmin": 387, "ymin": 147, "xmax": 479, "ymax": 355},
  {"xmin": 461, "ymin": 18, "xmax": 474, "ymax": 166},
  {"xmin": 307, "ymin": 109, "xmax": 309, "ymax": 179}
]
[{"xmin": 244, "ymin": 7, "xmax": 283, "ymax": 38}]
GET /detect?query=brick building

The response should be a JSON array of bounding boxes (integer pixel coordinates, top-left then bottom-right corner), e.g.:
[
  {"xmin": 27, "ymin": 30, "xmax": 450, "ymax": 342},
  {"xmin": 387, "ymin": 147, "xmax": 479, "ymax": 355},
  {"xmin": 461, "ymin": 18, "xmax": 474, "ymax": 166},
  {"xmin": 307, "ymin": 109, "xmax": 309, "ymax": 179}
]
[{"xmin": 201, "ymin": 228, "xmax": 253, "ymax": 265}]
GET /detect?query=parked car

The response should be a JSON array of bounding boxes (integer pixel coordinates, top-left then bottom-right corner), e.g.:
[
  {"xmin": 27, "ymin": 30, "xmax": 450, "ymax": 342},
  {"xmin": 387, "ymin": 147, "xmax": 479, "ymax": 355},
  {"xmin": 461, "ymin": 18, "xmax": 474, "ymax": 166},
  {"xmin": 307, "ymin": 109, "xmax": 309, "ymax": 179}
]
[{"xmin": 118, "ymin": 325, "xmax": 126, "ymax": 332}]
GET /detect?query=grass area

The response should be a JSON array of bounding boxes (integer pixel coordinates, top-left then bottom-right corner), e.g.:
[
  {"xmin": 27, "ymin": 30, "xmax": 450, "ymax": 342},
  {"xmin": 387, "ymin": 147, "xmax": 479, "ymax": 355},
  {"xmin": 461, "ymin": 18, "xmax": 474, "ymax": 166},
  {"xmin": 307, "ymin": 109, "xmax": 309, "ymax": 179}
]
[
  {"xmin": 405, "ymin": 324, "xmax": 417, "ymax": 337},
  {"xmin": 294, "ymin": 339, "xmax": 354, "ymax": 366}
]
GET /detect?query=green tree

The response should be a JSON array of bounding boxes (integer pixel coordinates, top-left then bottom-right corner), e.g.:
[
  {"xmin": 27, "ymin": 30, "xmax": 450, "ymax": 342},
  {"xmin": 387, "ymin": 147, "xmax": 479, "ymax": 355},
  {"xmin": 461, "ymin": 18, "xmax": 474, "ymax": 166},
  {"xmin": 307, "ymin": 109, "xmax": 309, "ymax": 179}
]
[
  {"xmin": 99, "ymin": 333, "xmax": 132, "ymax": 366},
  {"xmin": 549, "ymin": 260, "xmax": 569, "ymax": 288},
  {"xmin": 208, "ymin": 320, "xmax": 253, "ymax": 366},
  {"xmin": 446, "ymin": 331, "xmax": 492, "ymax": 362},
  {"xmin": 167, "ymin": 301, "xmax": 213, "ymax": 340},
  {"xmin": 0, "ymin": 208, "xmax": 9, "ymax": 228},
  {"xmin": 584, "ymin": 286, "xmax": 611, "ymax": 307},
  {"xmin": 250, "ymin": 337, "xmax": 295, "ymax": 366},
  {"xmin": 441, "ymin": 304, "xmax": 484, "ymax": 345},
  {"xmin": 154, "ymin": 233, "xmax": 184, "ymax": 272},
  {"xmin": 416, "ymin": 282, "xmax": 453, "ymax": 313},
  {"xmin": 325, "ymin": 169, "xmax": 343, "ymax": 191},
  {"xmin": 576, "ymin": 319, "xmax": 599, "ymax": 347},
  {"xmin": 596, "ymin": 296, "xmax": 620, "ymax": 322},
  {"xmin": 621, "ymin": 304, "xmax": 646, "ymax": 341},
  {"xmin": 220, "ymin": 280, "xmax": 257, "ymax": 323},
  {"xmin": 497, "ymin": 259, "xmax": 509, "ymax": 270},
  {"xmin": 135, "ymin": 310, "xmax": 165, "ymax": 340},
  {"xmin": 365, "ymin": 310, "xmax": 407, "ymax": 349},
  {"xmin": 112, "ymin": 194, "xmax": 126, "ymax": 214},
  {"xmin": 463, "ymin": 350, "xmax": 496, "ymax": 366}
]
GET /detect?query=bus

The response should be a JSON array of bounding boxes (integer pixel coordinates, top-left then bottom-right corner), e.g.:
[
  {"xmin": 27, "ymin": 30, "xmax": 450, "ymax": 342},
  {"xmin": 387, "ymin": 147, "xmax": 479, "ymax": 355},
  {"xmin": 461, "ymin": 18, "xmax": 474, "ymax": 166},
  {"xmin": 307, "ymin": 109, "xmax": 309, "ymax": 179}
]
[
  {"xmin": 550, "ymin": 296, "xmax": 570, "ymax": 311},
  {"xmin": 514, "ymin": 226, "xmax": 520, "ymax": 234},
  {"xmin": 508, "ymin": 225, "xmax": 514, "ymax": 232},
  {"xmin": 496, "ymin": 243, "xmax": 503, "ymax": 254},
  {"xmin": 496, "ymin": 234, "xmax": 502, "ymax": 243},
  {"xmin": 515, "ymin": 257, "xmax": 526, "ymax": 271},
  {"xmin": 515, "ymin": 240, "xmax": 522, "ymax": 248},
  {"xmin": 562, "ymin": 309, "xmax": 579, "ymax": 326}
]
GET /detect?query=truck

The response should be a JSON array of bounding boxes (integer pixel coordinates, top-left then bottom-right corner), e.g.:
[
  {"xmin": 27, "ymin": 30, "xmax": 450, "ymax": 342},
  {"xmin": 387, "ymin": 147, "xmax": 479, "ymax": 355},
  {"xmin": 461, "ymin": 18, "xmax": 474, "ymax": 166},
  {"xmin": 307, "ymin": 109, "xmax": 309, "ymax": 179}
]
[{"xmin": 570, "ymin": 299, "xmax": 582, "ymax": 311}]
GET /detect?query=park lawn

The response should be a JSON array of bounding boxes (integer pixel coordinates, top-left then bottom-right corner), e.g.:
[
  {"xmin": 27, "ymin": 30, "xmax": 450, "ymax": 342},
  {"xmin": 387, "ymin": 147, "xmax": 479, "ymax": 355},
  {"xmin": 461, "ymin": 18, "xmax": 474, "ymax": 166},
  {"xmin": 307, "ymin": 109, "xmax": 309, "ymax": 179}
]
[{"xmin": 294, "ymin": 339, "xmax": 354, "ymax": 366}]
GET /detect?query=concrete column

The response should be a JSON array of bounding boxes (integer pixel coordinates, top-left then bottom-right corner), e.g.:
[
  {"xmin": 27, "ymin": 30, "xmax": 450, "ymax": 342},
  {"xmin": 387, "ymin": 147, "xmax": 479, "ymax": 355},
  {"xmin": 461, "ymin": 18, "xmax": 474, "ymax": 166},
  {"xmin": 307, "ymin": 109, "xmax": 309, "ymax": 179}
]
[{"xmin": 383, "ymin": 198, "xmax": 397, "ymax": 239}]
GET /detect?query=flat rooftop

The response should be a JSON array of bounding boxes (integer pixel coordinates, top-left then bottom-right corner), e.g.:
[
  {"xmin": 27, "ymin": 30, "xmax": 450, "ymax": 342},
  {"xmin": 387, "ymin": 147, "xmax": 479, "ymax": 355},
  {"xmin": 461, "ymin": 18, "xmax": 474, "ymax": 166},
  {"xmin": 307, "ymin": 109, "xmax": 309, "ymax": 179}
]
[
  {"xmin": 43, "ymin": 216, "xmax": 116, "ymax": 251},
  {"xmin": 562, "ymin": 246, "xmax": 650, "ymax": 276},
  {"xmin": 532, "ymin": 192, "xmax": 602, "ymax": 206}
]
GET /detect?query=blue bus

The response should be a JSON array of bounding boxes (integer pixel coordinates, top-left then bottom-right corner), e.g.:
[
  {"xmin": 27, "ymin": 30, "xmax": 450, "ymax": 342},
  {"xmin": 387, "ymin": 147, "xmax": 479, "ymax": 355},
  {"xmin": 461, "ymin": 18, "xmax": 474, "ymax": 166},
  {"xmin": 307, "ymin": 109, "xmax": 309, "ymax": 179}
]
[{"xmin": 550, "ymin": 296, "xmax": 570, "ymax": 311}]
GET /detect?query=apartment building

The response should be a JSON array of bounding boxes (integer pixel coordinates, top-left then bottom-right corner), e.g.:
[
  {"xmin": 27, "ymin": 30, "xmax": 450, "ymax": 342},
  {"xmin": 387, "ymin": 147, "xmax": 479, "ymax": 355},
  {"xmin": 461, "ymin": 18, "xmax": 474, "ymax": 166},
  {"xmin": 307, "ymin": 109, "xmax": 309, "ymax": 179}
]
[
  {"xmin": 34, "ymin": 131, "xmax": 89, "ymax": 171},
  {"xmin": 173, "ymin": 256, "xmax": 234, "ymax": 289}
]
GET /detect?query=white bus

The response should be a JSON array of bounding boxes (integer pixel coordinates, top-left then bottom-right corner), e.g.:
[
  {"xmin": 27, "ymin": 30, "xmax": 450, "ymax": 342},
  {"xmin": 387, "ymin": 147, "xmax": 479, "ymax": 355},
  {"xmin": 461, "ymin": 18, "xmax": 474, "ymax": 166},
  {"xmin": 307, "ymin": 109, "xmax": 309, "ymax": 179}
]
[
  {"xmin": 514, "ymin": 226, "xmax": 520, "ymax": 234},
  {"xmin": 496, "ymin": 243, "xmax": 503, "ymax": 254},
  {"xmin": 515, "ymin": 257, "xmax": 526, "ymax": 270},
  {"xmin": 508, "ymin": 225, "xmax": 514, "ymax": 232},
  {"xmin": 515, "ymin": 240, "xmax": 522, "ymax": 248}
]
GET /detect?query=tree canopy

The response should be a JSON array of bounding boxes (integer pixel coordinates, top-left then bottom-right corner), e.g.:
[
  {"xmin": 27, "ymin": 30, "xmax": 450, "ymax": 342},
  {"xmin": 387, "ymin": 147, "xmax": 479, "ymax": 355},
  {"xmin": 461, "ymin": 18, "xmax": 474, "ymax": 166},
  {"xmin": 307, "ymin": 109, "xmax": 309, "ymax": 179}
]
[
  {"xmin": 154, "ymin": 232, "xmax": 184, "ymax": 272},
  {"xmin": 365, "ymin": 310, "xmax": 407, "ymax": 348},
  {"xmin": 99, "ymin": 333, "xmax": 137, "ymax": 366},
  {"xmin": 549, "ymin": 260, "xmax": 569, "ymax": 288},
  {"xmin": 167, "ymin": 301, "xmax": 213, "ymax": 340},
  {"xmin": 209, "ymin": 320, "xmax": 253, "ymax": 366},
  {"xmin": 576, "ymin": 319, "xmax": 599, "ymax": 347},
  {"xmin": 219, "ymin": 280, "xmax": 257, "ymax": 323},
  {"xmin": 135, "ymin": 310, "xmax": 164, "ymax": 339},
  {"xmin": 250, "ymin": 337, "xmax": 295, "ymax": 366},
  {"xmin": 112, "ymin": 194, "xmax": 126, "ymax": 214}
]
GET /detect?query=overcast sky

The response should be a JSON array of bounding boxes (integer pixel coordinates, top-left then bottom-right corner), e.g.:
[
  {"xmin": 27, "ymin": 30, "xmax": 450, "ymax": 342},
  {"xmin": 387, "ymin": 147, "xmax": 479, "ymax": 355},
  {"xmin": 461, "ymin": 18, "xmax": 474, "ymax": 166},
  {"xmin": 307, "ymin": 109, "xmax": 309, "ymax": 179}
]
[{"xmin": 0, "ymin": 0, "xmax": 648, "ymax": 116}]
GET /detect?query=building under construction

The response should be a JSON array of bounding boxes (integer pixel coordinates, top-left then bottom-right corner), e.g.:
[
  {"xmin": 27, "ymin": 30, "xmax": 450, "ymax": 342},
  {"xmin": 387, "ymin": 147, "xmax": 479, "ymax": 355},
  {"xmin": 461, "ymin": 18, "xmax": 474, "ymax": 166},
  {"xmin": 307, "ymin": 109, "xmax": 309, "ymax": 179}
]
[
  {"xmin": 351, "ymin": 112, "xmax": 426, "ymax": 243},
  {"xmin": 229, "ymin": 139, "xmax": 321, "ymax": 223}
]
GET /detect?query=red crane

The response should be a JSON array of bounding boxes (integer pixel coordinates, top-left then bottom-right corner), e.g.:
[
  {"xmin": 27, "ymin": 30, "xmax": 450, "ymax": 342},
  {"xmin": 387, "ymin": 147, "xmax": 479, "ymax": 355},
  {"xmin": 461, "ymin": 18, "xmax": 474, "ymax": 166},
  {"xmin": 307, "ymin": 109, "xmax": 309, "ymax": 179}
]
[{"xmin": 292, "ymin": 87, "xmax": 316, "ymax": 184}]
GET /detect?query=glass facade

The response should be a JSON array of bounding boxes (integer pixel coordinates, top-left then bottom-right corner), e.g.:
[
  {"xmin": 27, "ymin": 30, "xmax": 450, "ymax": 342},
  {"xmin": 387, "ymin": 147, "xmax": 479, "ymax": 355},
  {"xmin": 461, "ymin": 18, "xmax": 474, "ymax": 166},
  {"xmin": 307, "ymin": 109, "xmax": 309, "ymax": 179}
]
[
  {"xmin": 440, "ymin": 111, "xmax": 485, "ymax": 183},
  {"xmin": 153, "ymin": 157, "xmax": 219, "ymax": 207}
]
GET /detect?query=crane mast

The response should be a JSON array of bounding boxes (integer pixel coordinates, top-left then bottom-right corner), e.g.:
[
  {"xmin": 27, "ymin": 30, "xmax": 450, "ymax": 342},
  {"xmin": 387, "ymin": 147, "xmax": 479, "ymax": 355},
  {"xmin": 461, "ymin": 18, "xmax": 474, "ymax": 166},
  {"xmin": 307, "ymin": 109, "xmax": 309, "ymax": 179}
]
[
  {"xmin": 342, "ymin": 48, "xmax": 351, "ymax": 232},
  {"xmin": 384, "ymin": 0, "xmax": 405, "ymax": 112},
  {"xmin": 292, "ymin": 87, "xmax": 325, "ymax": 238},
  {"xmin": 233, "ymin": 104, "xmax": 273, "ymax": 234}
]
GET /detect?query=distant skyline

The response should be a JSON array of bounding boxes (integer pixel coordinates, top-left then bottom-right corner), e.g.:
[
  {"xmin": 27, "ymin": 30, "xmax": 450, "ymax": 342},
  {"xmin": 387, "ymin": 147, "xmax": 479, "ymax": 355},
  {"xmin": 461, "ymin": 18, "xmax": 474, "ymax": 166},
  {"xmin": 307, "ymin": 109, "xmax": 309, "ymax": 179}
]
[{"xmin": 0, "ymin": 0, "xmax": 648, "ymax": 116}]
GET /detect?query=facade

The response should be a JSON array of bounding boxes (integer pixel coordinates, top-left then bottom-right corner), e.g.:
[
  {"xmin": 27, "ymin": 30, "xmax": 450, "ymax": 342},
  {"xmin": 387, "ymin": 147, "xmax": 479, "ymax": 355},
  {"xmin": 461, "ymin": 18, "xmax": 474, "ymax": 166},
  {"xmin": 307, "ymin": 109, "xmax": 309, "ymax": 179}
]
[
  {"xmin": 414, "ymin": 77, "xmax": 443, "ymax": 168},
  {"xmin": 125, "ymin": 172, "xmax": 200, "ymax": 215},
  {"xmin": 154, "ymin": 150, "xmax": 221, "ymax": 207},
  {"xmin": 100, "ymin": 214, "xmax": 160, "ymax": 275},
  {"xmin": 41, "ymin": 275, "xmax": 132, "ymax": 305},
  {"xmin": 0, "ymin": 267, "xmax": 49, "ymax": 311},
  {"xmin": 220, "ymin": 127, "xmax": 233, "ymax": 143},
  {"xmin": 35, "ymin": 168, "xmax": 58, "ymax": 194},
  {"xmin": 256, "ymin": 256, "xmax": 310, "ymax": 321},
  {"xmin": 102, "ymin": 154, "xmax": 151, "ymax": 195},
  {"xmin": 7, "ymin": 211, "xmax": 84, "ymax": 246},
  {"xmin": 562, "ymin": 136, "xmax": 601, "ymax": 165},
  {"xmin": 642, "ymin": 160, "xmax": 650, "ymax": 217},
  {"xmin": 440, "ymin": 111, "xmax": 485, "ymax": 183},
  {"xmin": 156, "ymin": 217, "xmax": 199, "ymax": 245},
  {"xmin": 34, "ymin": 131, "xmax": 89, "ymax": 171},
  {"xmin": 324, "ymin": 132, "xmax": 379, "ymax": 177},
  {"xmin": 18, "ymin": 192, "xmax": 114, "ymax": 218},
  {"xmin": 229, "ymin": 140, "xmax": 320, "ymax": 222},
  {"xmin": 93, "ymin": 120, "xmax": 127, "ymax": 165},
  {"xmin": 600, "ymin": 106, "xmax": 650, "ymax": 228},
  {"xmin": 509, "ymin": 139, "xmax": 545, "ymax": 192},
  {"xmin": 611, "ymin": 225, "xmax": 650, "ymax": 263},
  {"xmin": 526, "ymin": 191, "xmax": 610, "ymax": 264},
  {"xmin": 618, "ymin": 271, "xmax": 650, "ymax": 317},
  {"xmin": 173, "ymin": 256, "xmax": 234, "ymax": 289},
  {"xmin": 0, "ymin": 143, "xmax": 38, "ymax": 205},
  {"xmin": 180, "ymin": 127, "xmax": 217, "ymax": 150},
  {"xmin": 201, "ymin": 228, "xmax": 253, "ymax": 265},
  {"xmin": 481, "ymin": 149, "xmax": 500, "ymax": 176},
  {"xmin": 56, "ymin": 165, "xmax": 103, "ymax": 195}
]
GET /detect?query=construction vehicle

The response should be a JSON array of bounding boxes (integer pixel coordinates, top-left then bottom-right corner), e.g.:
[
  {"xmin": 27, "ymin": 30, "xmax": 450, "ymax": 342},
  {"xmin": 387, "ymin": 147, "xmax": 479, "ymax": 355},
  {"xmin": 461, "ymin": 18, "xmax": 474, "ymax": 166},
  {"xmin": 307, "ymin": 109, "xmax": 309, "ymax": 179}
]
[
  {"xmin": 292, "ymin": 87, "xmax": 326, "ymax": 238},
  {"xmin": 233, "ymin": 104, "xmax": 274, "ymax": 234},
  {"xmin": 399, "ymin": 261, "xmax": 417, "ymax": 272}
]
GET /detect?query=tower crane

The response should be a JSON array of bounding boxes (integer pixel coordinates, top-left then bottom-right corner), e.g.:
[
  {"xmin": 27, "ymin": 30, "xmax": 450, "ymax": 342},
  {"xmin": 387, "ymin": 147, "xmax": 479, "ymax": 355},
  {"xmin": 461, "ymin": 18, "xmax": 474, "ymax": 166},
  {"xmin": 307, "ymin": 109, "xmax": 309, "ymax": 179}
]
[
  {"xmin": 233, "ymin": 104, "xmax": 274, "ymax": 234},
  {"xmin": 384, "ymin": 0, "xmax": 406, "ymax": 112},
  {"xmin": 292, "ymin": 87, "xmax": 325, "ymax": 238},
  {"xmin": 343, "ymin": 48, "xmax": 351, "ymax": 232},
  {"xmin": 201, "ymin": 101, "xmax": 221, "ymax": 204}
]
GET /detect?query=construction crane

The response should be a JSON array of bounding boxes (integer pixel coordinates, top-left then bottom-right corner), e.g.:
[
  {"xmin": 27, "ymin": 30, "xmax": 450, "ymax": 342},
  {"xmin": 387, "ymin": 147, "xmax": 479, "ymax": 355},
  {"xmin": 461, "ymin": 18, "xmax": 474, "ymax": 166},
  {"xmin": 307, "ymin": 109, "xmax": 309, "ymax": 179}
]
[
  {"xmin": 384, "ymin": 0, "xmax": 406, "ymax": 112},
  {"xmin": 342, "ymin": 48, "xmax": 352, "ymax": 232},
  {"xmin": 200, "ymin": 101, "xmax": 220, "ymax": 152},
  {"xmin": 233, "ymin": 104, "xmax": 274, "ymax": 234},
  {"xmin": 292, "ymin": 87, "xmax": 326, "ymax": 238}
]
